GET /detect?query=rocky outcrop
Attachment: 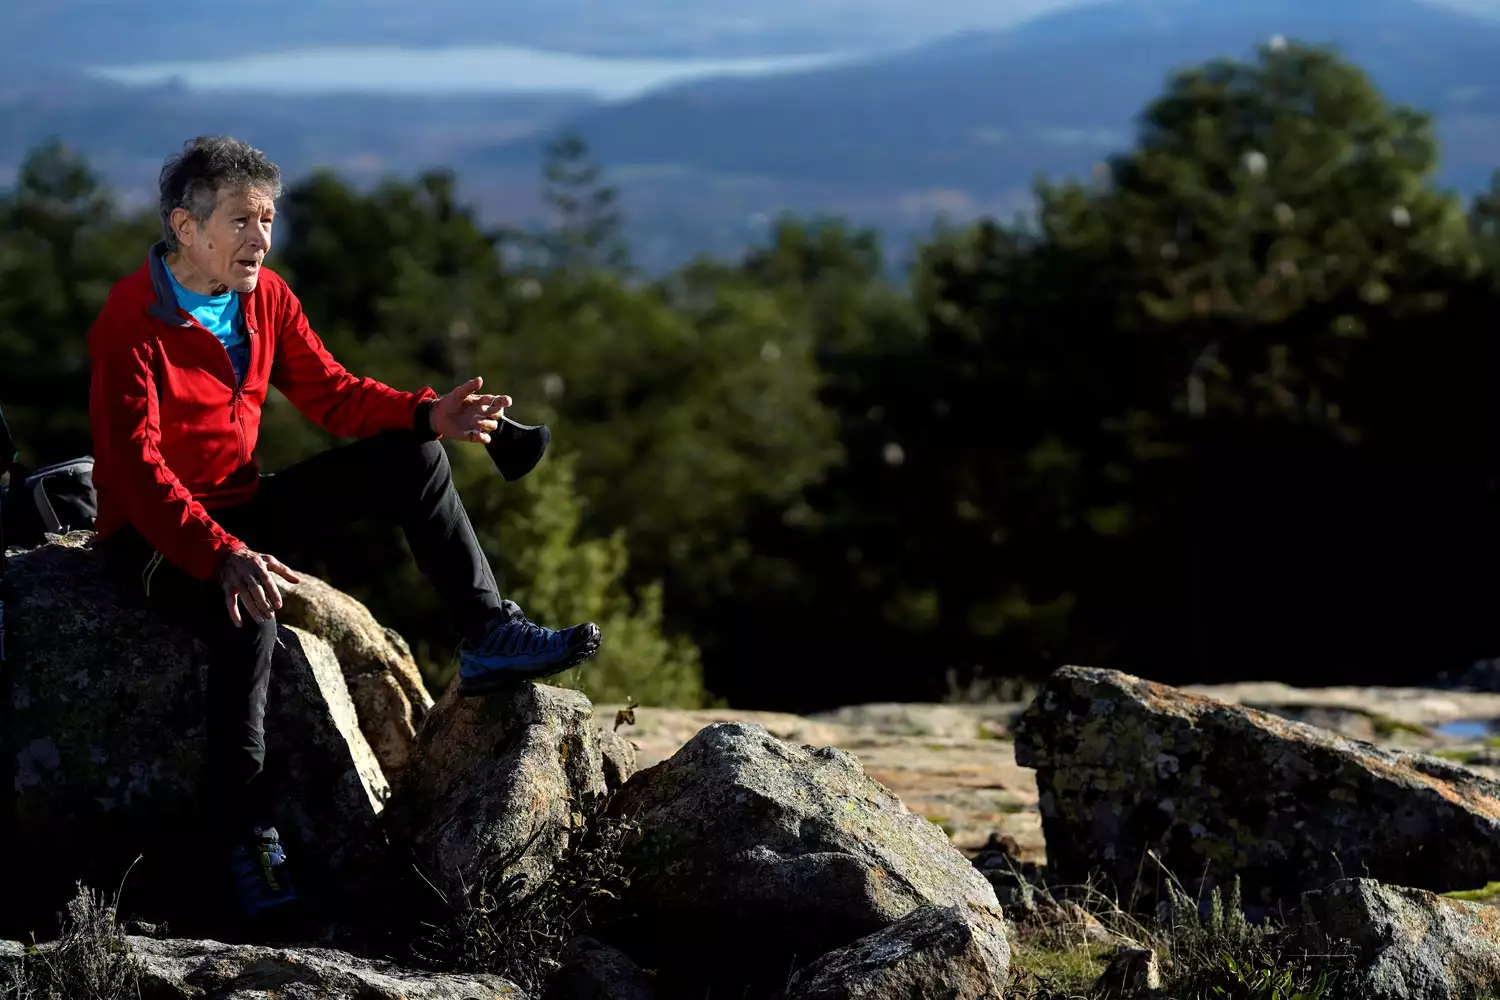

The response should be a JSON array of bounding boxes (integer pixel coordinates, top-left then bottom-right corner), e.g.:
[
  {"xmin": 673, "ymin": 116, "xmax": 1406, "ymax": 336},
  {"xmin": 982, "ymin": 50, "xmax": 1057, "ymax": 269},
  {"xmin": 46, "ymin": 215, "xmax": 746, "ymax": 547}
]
[
  {"xmin": 1300, "ymin": 879, "xmax": 1500, "ymax": 1000},
  {"xmin": 1, "ymin": 935, "xmax": 522, "ymax": 999},
  {"xmin": 604, "ymin": 722, "xmax": 1004, "ymax": 994},
  {"xmin": 546, "ymin": 937, "xmax": 658, "ymax": 1000},
  {"xmin": 3, "ymin": 534, "xmax": 391, "ymax": 927},
  {"xmin": 600, "ymin": 702, "xmax": 1041, "ymax": 859},
  {"xmin": 1014, "ymin": 666, "xmax": 1500, "ymax": 908},
  {"xmin": 393, "ymin": 680, "xmax": 607, "ymax": 900},
  {"xmin": 278, "ymin": 573, "xmax": 434, "ymax": 781},
  {"xmin": 781, "ymin": 904, "xmax": 1010, "ymax": 1000}
]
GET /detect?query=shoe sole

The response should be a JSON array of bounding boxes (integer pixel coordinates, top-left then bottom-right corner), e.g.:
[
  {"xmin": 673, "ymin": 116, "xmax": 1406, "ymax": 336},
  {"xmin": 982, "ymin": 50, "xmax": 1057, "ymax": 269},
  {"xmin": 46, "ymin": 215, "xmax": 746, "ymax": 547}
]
[{"xmin": 458, "ymin": 629, "xmax": 602, "ymax": 697}]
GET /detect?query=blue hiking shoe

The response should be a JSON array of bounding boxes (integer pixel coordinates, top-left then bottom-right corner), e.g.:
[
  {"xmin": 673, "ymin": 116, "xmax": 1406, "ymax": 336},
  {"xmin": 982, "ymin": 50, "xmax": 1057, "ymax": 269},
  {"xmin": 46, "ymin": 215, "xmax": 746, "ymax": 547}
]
[
  {"xmin": 459, "ymin": 606, "xmax": 602, "ymax": 695},
  {"xmin": 230, "ymin": 825, "xmax": 298, "ymax": 918}
]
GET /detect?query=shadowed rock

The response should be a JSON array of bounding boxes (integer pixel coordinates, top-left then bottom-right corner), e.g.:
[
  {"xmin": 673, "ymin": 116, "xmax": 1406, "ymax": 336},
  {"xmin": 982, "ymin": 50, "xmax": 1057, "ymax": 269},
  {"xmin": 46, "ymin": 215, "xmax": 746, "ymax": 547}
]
[
  {"xmin": 3, "ymin": 534, "xmax": 391, "ymax": 931},
  {"xmin": 604, "ymin": 722, "xmax": 1003, "ymax": 995},
  {"xmin": 782, "ymin": 904, "xmax": 1010, "ymax": 1000},
  {"xmin": 1014, "ymin": 666, "xmax": 1500, "ymax": 909},
  {"xmin": 1300, "ymin": 879, "xmax": 1500, "ymax": 1000},
  {"xmin": 546, "ymin": 936, "xmax": 658, "ymax": 1000}
]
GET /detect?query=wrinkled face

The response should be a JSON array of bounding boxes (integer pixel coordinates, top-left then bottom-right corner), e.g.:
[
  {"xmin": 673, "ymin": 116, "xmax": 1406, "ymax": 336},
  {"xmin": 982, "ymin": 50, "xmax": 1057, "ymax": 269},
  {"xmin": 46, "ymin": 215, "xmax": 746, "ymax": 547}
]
[{"xmin": 171, "ymin": 185, "xmax": 276, "ymax": 294}]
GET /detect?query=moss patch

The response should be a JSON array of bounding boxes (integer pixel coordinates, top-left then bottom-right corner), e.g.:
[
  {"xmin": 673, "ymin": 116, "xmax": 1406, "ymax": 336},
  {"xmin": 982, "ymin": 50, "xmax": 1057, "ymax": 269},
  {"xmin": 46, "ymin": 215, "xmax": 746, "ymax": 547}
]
[
  {"xmin": 1366, "ymin": 712, "xmax": 1434, "ymax": 739},
  {"xmin": 1443, "ymin": 881, "xmax": 1500, "ymax": 904},
  {"xmin": 923, "ymin": 815, "xmax": 957, "ymax": 838},
  {"xmin": 1009, "ymin": 938, "xmax": 1114, "ymax": 995}
]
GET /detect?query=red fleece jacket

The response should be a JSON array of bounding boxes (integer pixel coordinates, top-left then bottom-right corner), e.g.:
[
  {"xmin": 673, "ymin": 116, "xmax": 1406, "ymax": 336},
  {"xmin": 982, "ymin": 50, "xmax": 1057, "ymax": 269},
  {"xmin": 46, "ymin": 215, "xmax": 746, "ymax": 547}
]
[{"xmin": 88, "ymin": 245, "xmax": 438, "ymax": 581}]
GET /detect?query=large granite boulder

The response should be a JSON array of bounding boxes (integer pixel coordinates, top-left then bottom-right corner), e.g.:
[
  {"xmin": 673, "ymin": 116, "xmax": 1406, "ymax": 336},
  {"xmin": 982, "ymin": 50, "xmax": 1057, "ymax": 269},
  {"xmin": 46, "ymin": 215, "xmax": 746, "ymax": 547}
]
[
  {"xmin": 392, "ymin": 680, "xmax": 608, "ymax": 901},
  {"xmin": 1, "ymin": 534, "xmax": 393, "ymax": 931},
  {"xmin": 1, "ymin": 935, "xmax": 522, "ymax": 999},
  {"xmin": 602, "ymin": 722, "xmax": 1003, "ymax": 996},
  {"xmin": 782, "ymin": 904, "xmax": 1010, "ymax": 1000},
  {"xmin": 1014, "ymin": 666, "xmax": 1500, "ymax": 909},
  {"xmin": 278, "ymin": 573, "xmax": 434, "ymax": 782},
  {"xmin": 1300, "ymin": 879, "xmax": 1500, "ymax": 1000}
]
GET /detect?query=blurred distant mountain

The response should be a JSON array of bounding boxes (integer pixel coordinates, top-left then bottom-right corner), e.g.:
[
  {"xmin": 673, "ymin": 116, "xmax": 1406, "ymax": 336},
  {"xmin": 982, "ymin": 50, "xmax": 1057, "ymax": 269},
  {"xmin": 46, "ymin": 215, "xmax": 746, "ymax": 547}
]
[
  {"xmin": 7, "ymin": 0, "xmax": 1500, "ymax": 270},
  {"xmin": 0, "ymin": 70, "xmax": 593, "ymax": 214},
  {"xmin": 457, "ymin": 0, "xmax": 1500, "ymax": 264},
  {"xmin": 480, "ymin": 0, "xmax": 1500, "ymax": 189}
]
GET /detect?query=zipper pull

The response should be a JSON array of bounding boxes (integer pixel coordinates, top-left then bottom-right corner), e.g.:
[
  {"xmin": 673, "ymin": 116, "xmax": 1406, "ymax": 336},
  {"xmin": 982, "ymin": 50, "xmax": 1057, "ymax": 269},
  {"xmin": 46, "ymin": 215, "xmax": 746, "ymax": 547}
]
[{"xmin": 229, "ymin": 394, "xmax": 238, "ymax": 421}]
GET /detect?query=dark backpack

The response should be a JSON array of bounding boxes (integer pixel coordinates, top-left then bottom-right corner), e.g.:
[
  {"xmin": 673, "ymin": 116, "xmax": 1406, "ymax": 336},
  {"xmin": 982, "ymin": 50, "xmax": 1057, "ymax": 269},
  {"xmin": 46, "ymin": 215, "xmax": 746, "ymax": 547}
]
[
  {"xmin": 0, "ymin": 405, "xmax": 98, "ymax": 553},
  {"xmin": 1, "ymin": 407, "xmax": 98, "ymax": 670}
]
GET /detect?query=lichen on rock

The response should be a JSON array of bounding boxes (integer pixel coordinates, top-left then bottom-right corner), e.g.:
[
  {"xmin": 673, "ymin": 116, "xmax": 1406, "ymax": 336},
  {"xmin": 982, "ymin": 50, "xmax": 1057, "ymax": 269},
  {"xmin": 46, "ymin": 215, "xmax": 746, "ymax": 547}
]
[
  {"xmin": 1301, "ymin": 878, "xmax": 1500, "ymax": 1000},
  {"xmin": 391, "ymin": 679, "xmax": 608, "ymax": 902},
  {"xmin": 603, "ymin": 722, "xmax": 1004, "ymax": 995}
]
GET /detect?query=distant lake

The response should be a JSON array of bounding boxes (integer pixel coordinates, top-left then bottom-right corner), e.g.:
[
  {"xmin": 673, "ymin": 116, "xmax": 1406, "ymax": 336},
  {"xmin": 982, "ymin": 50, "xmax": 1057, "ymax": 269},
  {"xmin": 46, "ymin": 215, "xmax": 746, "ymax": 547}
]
[{"xmin": 90, "ymin": 45, "xmax": 855, "ymax": 100}]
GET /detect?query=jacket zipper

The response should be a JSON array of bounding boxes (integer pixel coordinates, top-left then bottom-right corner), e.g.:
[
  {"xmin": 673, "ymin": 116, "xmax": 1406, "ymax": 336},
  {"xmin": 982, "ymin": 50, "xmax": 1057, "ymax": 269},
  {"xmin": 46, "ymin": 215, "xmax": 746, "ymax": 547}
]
[
  {"xmin": 185, "ymin": 306, "xmax": 252, "ymax": 467},
  {"xmin": 229, "ymin": 392, "xmax": 247, "ymax": 465},
  {"xmin": 162, "ymin": 303, "xmax": 256, "ymax": 466},
  {"xmin": 231, "ymin": 315, "xmax": 255, "ymax": 466}
]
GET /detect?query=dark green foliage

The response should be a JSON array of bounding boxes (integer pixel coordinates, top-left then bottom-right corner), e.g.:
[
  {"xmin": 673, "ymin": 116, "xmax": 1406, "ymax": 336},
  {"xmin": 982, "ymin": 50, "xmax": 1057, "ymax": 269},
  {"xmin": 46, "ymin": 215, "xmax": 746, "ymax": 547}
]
[{"xmin": 0, "ymin": 139, "xmax": 158, "ymax": 466}]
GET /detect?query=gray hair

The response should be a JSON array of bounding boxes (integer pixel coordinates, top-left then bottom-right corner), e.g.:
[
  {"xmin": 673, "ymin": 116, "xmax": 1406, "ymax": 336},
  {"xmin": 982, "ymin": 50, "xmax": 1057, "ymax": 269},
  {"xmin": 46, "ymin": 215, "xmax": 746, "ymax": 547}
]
[{"xmin": 158, "ymin": 136, "xmax": 282, "ymax": 250}]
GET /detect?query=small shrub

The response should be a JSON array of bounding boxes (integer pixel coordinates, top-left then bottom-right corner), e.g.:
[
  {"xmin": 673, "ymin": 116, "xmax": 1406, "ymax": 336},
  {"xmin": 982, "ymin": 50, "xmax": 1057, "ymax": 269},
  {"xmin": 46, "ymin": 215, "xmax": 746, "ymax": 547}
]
[
  {"xmin": 1160, "ymin": 877, "xmax": 1267, "ymax": 975},
  {"xmin": 1155, "ymin": 877, "xmax": 1352, "ymax": 1000},
  {"xmin": 1002, "ymin": 861, "xmax": 1357, "ymax": 1000},
  {"xmin": 412, "ymin": 792, "xmax": 637, "ymax": 995},
  {"xmin": 7, "ymin": 883, "xmax": 141, "ymax": 1000}
]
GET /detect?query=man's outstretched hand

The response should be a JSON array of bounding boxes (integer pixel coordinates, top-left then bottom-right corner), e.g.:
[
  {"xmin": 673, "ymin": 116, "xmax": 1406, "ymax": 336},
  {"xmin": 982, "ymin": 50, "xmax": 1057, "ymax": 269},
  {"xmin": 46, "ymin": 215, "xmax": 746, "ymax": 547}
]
[
  {"xmin": 432, "ymin": 376, "xmax": 511, "ymax": 445},
  {"xmin": 221, "ymin": 548, "xmax": 302, "ymax": 627}
]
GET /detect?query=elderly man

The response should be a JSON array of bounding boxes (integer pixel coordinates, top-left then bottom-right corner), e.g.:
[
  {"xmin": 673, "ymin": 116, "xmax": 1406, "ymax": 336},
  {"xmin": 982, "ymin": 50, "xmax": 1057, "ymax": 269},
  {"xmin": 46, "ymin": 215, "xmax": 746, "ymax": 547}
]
[{"xmin": 87, "ymin": 136, "xmax": 602, "ymax": 921}]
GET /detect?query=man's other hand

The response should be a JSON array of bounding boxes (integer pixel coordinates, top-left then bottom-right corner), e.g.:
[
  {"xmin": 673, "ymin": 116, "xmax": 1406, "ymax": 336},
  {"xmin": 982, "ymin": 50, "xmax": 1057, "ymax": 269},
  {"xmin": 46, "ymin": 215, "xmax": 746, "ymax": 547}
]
[
  {"xmin": 432, "ymin": 376, "xmax": 511, "ymax": 444},
  {"xmin": 221, "ymin": 548, "xmax": 302, "ymax": 627}
]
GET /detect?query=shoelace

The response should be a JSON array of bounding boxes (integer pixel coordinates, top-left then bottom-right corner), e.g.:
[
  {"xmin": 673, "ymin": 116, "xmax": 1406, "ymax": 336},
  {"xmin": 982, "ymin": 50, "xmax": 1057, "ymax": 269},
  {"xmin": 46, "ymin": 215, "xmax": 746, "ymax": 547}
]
[{"xmin": 498, "ymin": 617, "xmax": 563, "ymax": 657}]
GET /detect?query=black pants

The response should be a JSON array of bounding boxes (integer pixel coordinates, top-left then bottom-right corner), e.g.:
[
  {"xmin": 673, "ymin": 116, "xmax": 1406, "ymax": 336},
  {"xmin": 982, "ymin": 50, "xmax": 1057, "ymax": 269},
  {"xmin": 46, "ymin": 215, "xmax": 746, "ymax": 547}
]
[{"xmin": 100, "ymin": 429, "xmax": 504, "ymax": 839}]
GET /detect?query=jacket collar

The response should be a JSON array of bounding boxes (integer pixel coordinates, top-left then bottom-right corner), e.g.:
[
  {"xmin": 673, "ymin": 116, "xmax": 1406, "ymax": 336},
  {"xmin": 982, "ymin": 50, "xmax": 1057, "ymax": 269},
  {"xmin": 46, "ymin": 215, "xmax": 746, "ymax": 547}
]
[
  {"xmin": 146, "ymin": 241, "xmax": 192, "ymax": 327},
  {"xmin": 145, "ymin": 242, "xmax": 261, "ymax": 338}
]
